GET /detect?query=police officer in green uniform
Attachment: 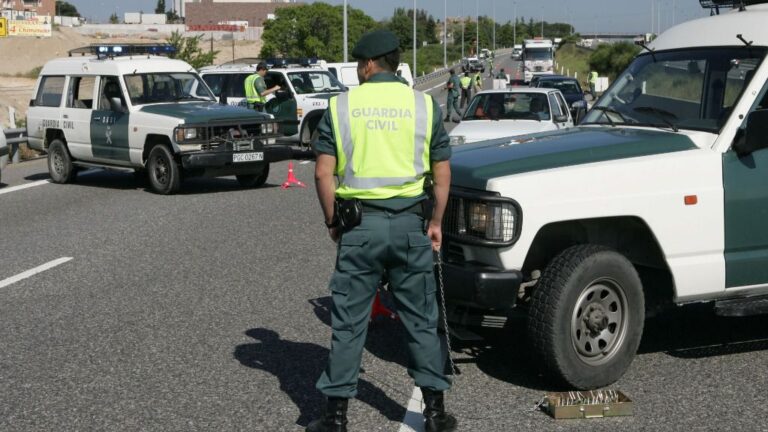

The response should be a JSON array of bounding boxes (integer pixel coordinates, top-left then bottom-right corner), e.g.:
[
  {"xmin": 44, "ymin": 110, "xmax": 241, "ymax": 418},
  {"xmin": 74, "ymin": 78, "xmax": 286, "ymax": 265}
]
[
  {"xmin": 309, "ymin": 29, "xmax": 456, "ymax": 432},
  {"xmin": 459, "ymin": 72, "xmax": 472, "ymax": 108},
  {"xmin": 445, "ymin": 69, "xmax": 461, "ymax": 122},
  {"xmin": 244, "ymin": 62, "xmax": 281, "ymax": 111}
]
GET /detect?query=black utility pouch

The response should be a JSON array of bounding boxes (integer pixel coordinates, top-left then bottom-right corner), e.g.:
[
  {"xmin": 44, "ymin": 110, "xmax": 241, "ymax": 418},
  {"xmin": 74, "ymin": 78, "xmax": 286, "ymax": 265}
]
[{"xmin": 335, "ymin": 199, "xmax": 362, "ymax": 233}]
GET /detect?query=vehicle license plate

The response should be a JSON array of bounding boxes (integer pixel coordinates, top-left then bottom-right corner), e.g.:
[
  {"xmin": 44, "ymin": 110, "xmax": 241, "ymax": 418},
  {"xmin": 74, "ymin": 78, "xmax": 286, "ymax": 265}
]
[{"xmin": 233, "ymin": 152, "xmax": 264, "ymax": 162}]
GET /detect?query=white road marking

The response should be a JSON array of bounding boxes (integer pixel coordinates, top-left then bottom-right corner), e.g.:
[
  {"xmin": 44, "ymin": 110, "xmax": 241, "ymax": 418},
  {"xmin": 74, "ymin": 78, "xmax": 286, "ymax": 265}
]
[
  {"xmin": 398, "ymin": 386, "xmax": 424, "ymax": 432},
  {"xmin": 425, "ymin": 82, "xmax": 445, "ymax": 93},
  {"xmin": 0, "ymin": 257, "xmax": 73, "ymax": 290},
  {"xmin": 0, "ymin": 180, "xmax": 49, "ymax": 196}
]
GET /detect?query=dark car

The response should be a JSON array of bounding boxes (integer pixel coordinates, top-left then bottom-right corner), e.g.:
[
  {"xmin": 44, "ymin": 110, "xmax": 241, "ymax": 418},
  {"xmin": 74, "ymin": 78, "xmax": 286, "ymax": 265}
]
[{"xmin": 533, "ymin": 75, "xmax": 589, "ymax": 123}]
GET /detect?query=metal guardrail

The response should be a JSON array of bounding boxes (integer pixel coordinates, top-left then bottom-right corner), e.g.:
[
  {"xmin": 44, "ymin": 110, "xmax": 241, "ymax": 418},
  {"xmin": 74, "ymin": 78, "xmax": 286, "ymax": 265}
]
[
  {"xmin": 3, "ymin": 128, "xmax": 27, "ymax": 164},
  {"xmin": 413, "ymin": 48, "xmax": 514, "ymax": 89}
]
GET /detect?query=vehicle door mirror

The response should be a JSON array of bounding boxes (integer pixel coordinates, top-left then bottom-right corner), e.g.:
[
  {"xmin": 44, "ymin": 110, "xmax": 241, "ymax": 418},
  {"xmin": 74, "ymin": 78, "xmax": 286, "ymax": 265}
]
[
  {"xmin": 109, "ymin": 97, "xmax": 126, "ymax": 113},
  {"xmin": 554, "ymin": 114, "xmax": 569, "ymax": 123},
  {"xmin": 275, "ymin": 89, "xmax": 292, "ymax": 100},
  {"xmin": 734, "ymin": 109, "xmax": 768, "ymax": 156}
]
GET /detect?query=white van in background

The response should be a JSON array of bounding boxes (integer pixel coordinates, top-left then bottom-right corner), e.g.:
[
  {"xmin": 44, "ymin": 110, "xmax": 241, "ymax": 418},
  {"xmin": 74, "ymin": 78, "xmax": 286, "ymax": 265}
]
[{"xmin": 322, "ymin": 61, "xmax": 414, "ymax": 88}]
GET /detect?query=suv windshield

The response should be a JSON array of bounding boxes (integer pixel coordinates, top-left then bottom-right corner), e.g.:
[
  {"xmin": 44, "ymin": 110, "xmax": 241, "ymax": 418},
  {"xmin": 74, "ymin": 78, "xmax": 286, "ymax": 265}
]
[
  {"xmin": 582, "ymin": 47, "xmax": 766, "ymax": 133},
  {"xmin": 124, "ymin": 72, "xmax": 215, "ymax": 105},
  {"xmin": 286, "ymin": 71, "xmax": 344, "ymax": 94},
  {"xmin": 464, "ymin": 92, "xmax": 551, "ymax": 121}
]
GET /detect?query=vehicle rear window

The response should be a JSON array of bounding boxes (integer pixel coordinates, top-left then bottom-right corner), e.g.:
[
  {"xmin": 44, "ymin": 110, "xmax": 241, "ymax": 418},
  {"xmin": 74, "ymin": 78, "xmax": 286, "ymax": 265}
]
[{"xmin": 35, "ymin": 76, "xmax": 66, "ymax": 107}]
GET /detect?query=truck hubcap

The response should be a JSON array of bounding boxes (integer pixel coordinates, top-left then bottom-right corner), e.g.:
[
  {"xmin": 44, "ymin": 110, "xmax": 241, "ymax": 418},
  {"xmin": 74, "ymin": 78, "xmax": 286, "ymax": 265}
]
[
  {"xmin": 52, "ymin": 150, "xmax": 64, "ymax": 175},
  {"xmin": 153, "ymin": 156, "xmax": 168, "ymax": 185},
  {"xmin": 571, "ymin": 278, "xmax": 628, "ymax": 365}
]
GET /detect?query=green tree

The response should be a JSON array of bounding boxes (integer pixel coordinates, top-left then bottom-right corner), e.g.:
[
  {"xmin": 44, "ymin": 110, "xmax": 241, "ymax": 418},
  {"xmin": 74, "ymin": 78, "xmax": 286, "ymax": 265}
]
[
  {"xmin": 260, "ymin": 3, "xmax": 378, "ymax": 61},
  {"xmin": 55, "ymin": 1, "xmax": 80, "ymax": 17},
  {"xmin": 109, "ymin": 12, "xmax": 119, "ymax": 24},
  {"xmin": 167, "ymin": 30, "xmax": 218, "ymax": 69},
  {"xmin": 588, "ymin": 42, "xmax": 641, "ymax": 79},
  {"xmin": 383, "ymin": 8, "xmax": 439, "ymax": 52},
  {"xmin": 155, "ymin": 0, "xmax": 166, "ymax": 15}
]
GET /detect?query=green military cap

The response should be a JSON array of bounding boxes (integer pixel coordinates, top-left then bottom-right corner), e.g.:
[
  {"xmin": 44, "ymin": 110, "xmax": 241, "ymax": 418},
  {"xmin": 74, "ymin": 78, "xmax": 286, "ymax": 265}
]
[{"xmin": 351, "ymin": 29, "xmax": 400, "ymax": 60}]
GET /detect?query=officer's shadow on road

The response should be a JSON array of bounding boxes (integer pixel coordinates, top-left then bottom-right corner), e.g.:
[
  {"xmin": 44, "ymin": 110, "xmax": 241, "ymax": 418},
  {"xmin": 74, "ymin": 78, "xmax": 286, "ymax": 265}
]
[
  {"xmin": 234, "ymin": 328, "xmax": 406, "ymax": 427},
  {"xmin": 309, "ymin": 295, "xmax": 412, "ymax": 370}
]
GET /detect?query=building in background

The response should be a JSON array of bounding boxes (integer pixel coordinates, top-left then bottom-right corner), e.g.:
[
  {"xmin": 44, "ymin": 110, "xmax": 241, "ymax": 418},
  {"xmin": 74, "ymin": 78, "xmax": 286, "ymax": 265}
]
[
  {"xmin": 1, "ymin": 0, "xmax": 54, "ymax": 20},
  {"xmin": 184, "ymin": 0, "xmax": 299, "ymax": 26}
]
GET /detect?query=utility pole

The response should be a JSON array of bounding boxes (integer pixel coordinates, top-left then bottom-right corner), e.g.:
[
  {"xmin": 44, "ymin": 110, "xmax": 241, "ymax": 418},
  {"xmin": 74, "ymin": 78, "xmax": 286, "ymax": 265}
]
[
  {"xmin": 413, "ymin": 0, "xmax": 417, "ymax": 77},
  {"xmin": 443, "ymin": 0, "xmax": 447, "ymax": 68},
  {"xmin": 343, "ymin": 0, "xmax": 348, "ymax": 62},
  {"xmin": 492, "ymin": 0, "xmax": 496, "ymax": 51},
  {"xmin": 475, "ymin": 0, "xmax": 479, "ymax": 57},
  {"xmin": 513, "ymin": 2, "xmax": 516, "ymax": 46}
]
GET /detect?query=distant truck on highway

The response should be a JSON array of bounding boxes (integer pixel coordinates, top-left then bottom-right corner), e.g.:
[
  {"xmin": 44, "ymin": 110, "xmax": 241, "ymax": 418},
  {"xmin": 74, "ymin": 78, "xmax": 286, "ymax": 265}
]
[{"xmin": 522, "ymin": 39, "xmax": 555, "ymax": 83}]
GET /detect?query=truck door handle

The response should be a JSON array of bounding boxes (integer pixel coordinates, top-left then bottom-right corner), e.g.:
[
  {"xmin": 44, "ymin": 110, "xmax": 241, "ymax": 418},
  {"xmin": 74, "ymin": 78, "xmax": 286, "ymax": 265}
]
[{"xmin": 63, "ymin": 114, "xmax": 69, "ymax": 119}]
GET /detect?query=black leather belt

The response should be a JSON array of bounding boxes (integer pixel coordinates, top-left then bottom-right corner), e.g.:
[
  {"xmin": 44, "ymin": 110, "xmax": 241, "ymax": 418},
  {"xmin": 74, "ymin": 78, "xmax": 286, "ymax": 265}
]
[{"xmin": 360, "ymin": 201, "xmax": 423, "ymax": 215}]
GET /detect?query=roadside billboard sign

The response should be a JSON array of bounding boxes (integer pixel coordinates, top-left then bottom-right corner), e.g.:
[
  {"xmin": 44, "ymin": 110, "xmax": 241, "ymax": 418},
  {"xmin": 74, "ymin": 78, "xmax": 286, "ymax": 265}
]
[{"xmin": 8, "ymin": 18, "xmax": 52, "ymax": 37}]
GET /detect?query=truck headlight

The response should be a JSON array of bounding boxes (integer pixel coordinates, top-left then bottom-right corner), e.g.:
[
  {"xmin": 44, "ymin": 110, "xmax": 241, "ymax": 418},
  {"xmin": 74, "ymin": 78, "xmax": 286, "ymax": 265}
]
[
  {"xmin": 444, "ymin": 192, "xmax": 521, "ymax": 246},
  {"xmin": 260, "ymin": 122, "xmax": 278, "ymax": 135},
  {"xmin": 468, "ymin": 202, "xmax": 516, "ymax": 242},
  {"xmin": 175, "ymin": 126, "xmax": 205, "ymax": 143},
  {"xmin": 450, "ymin": 135, "xmax": 465, "ymax": 146}
]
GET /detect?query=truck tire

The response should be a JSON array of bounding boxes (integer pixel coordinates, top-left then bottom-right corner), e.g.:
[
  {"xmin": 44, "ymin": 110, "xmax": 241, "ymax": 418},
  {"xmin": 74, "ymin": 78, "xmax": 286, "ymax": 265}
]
[
  {"xmin": 48, "ymin": 139, "xmax": 76, "ymax": 184},
  {"xmin": 527, "ymin": 244, "xmax": 645, "ymax": 389},
  {"xmin": 147, "ymin": 144, "xmax": 181, "ymax": 195},
  {"xmin": 236, "ymin": 164, "xmax": 270, "ymax": 188}
]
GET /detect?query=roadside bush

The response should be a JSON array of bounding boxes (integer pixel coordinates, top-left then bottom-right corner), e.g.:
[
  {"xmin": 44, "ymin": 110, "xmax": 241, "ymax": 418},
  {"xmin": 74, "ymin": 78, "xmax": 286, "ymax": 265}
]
[
  {"xmin": 166, "ymin": 31, "xmax": 218, "ymax": 69},
  {"xmin": 589, "ymin": 42, "xmax": 641, "ymax": 80}
]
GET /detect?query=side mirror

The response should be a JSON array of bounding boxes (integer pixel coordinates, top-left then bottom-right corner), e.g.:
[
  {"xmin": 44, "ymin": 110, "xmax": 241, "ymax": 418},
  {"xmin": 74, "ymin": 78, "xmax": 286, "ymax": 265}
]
[
  {"xmin": 734, "ymin": 109, "xmax": 768, "ymax": 156},
  {"xmin": 554, "ymin": 114, "xmax": 569, "ymax": 123}
]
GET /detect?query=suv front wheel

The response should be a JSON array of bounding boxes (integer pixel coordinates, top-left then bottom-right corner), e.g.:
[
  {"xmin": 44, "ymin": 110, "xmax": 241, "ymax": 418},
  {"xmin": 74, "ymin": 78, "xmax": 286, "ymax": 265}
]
[
  {"xmin": 147, "ymin": 144, "xmax": 181, "ymax": 195},
  {"xmin": 48, "ymin": 139, "xmax": 76, "ymax": 184},
  {"xmin": 236, "ymin": 164, "xmax": 270, "ymax": 188},
  {"xmin": 527, "ymin": 244, "xmax": 645, "ymax": 389}
]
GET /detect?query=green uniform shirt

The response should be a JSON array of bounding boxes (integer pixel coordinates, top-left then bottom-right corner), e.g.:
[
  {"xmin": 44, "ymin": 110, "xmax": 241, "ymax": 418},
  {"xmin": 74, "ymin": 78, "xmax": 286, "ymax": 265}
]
[
  {"xmin": 447, "ymin": 75, "xmax": 461, "ymax": 97},
  {"xmin": 313, "ymin": 72, "xmax": 451, "ymax": 211}
]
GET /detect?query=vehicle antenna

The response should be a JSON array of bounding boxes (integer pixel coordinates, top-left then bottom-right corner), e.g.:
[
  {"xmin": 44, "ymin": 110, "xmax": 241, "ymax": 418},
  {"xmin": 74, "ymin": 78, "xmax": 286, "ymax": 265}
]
[{"xmin": 737, "ymin": 34, "xmax": 753, "ymax": 46}]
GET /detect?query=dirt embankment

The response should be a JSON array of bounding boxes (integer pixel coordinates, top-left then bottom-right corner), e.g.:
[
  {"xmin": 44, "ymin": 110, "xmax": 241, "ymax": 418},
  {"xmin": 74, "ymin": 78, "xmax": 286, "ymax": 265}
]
[{"xmin": 0, "ymin": 27, "xmax": 262, "ymax": 128}]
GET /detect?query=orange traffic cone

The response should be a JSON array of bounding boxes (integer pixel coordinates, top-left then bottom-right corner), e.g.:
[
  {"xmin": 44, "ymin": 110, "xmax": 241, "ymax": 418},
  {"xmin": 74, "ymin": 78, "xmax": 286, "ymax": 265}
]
[
  {"xmin": 370, "ymin": 291, "xmax": 398, "ymax": 322},
  {"xmin": 281, "ymin": 161, "xmax": 306, "ymax": 189}
]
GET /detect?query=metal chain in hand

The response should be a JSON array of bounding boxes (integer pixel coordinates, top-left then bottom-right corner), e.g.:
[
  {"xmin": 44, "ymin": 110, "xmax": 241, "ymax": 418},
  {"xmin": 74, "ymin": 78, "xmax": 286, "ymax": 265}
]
[{"xmin": 436, "ymin": 252, "xmax": 458, "ymax": 386}]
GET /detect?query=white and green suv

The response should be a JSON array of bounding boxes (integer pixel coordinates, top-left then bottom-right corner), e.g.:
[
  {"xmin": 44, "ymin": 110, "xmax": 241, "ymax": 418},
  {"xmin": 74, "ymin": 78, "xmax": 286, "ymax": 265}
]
[
  {"xmin": 199, "ymin": 62, "xmax": 346, "ymax": 148},
  {"xmin": 442, "ymin": 3, "xmax": 768, "ymax": 389},
  {"xmin": 26, "ymin": 45, "xmax": 288, "ymax": 194}
]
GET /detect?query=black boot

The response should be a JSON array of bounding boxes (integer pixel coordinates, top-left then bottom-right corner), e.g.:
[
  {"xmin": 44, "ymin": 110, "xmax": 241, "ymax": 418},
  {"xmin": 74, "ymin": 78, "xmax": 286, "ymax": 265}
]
[
  {"xmin": 306, "ymin": 397, "xmax": 348, "ymax": 432},
  {"xmin": 421, "ymin": 388, "xmax": 457, "ymax": 432}
]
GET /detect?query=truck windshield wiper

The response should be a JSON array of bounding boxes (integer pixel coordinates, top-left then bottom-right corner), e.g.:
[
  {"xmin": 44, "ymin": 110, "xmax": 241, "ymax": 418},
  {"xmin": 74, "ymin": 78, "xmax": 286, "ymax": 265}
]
[
  {"xmin": 633, "ymin": 106, "xmax": 679, "ymax": 132},
  {"xmin": 590, "ymin": 106, "xmax": 626, "ymax": 126}
]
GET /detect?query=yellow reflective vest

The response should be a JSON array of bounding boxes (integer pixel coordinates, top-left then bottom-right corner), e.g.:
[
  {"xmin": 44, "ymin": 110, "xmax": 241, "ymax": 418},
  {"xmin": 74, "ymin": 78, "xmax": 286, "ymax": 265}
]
[
  {"xmin": 244, "ymin": 74, "xmax": 266, "ymax": 104},
  {"xmin": 329, "ymin": 81, "xmax": 433, "ymax": 200}
]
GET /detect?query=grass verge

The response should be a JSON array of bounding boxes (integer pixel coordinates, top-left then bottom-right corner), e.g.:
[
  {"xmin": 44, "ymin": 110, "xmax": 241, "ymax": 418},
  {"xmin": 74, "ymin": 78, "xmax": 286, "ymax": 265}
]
[{"xmin": 554, "ymin": 43, "xmax": 591, "ymax": 86}]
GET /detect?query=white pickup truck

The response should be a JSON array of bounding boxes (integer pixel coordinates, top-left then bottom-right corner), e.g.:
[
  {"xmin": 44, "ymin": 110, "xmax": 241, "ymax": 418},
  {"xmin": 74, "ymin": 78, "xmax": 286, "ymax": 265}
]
[{"xmin": 442, "ymin": 2, "xmax": 768, "ymax": 389}]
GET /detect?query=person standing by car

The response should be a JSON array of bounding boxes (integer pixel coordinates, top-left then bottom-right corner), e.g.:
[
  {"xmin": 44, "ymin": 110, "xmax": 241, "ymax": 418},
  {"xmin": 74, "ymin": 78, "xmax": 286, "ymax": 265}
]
[
  {"xmin": 244, "ymin": 62, "xmax": 281, "ymax": 111},
  {"xmin": 588, "ymin": 70, "xmax": 599, "ymax": 99},
  {"xmin": 459, "ymin": 72, "xmax": 472, "ymax": 108},
  {"xmin": 473, "ymin": 70, "xmax": 483, "ymax": 93},
  {"xmin": 309, "ymin": 29, "xmax": 456, "ymax": 432},
  {"xmin": 445, "ymin": 69, "xmax": 461, "ymax": 122}
]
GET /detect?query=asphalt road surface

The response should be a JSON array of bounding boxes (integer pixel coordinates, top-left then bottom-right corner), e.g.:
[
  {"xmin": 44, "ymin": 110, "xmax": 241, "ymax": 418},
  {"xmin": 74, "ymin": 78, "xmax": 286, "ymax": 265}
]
[{"xmin": 3, "ymin": 60, "xmax": 768, "ymax": 431}]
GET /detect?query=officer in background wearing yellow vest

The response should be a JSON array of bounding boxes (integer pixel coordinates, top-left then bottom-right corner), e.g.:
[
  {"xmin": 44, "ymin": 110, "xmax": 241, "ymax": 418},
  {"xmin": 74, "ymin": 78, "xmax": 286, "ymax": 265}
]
[
  {"xmin": 473, "ymin": 70, "xmax": 483, "ymax": 94},
  {"xmin": 244, "ymin": 62, "xmax": 281, "ymax": 111},
  {"xmin": 459, "ymin": 72, "xmax": 472, "ymax": 108},
  {"xmin": 309, "ymin": 29, "xmax": 456, "ymax": 432},
  {"xmin": 588, "ymin": 70, "xmax": 599, "ymax": 99}
]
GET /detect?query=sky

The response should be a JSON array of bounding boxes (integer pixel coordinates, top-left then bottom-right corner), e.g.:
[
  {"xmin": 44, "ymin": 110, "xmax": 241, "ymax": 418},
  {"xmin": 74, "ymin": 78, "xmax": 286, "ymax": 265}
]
[{"xmin": 74, "ymin": 0, "xmax": 712, "ymax": 34}]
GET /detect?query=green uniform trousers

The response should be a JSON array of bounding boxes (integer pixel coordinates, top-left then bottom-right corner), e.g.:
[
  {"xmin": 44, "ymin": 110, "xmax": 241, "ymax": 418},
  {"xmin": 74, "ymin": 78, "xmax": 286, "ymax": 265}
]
[
  {"xmin": 445, "ymin": 94, "xmax": 461, "ymax": 120},
  {"xmin": 316, "ymin": 208, "xmax": 452, "ymax": 398}
]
